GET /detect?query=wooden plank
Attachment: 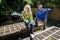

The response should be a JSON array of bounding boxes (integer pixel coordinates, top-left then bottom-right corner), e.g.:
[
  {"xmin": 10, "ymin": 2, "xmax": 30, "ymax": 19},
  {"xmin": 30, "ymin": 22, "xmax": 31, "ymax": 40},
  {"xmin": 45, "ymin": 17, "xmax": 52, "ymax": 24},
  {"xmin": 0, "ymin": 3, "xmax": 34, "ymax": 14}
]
[
  {"xmin": 43, "ymin": 30, "xmax": 59, "ymax": 40},
  {"xmin": 45, "ymin": 36, "xmax": 57, "ymax": 40},
  {"xmin": 35, "ymin": 34, "xmax": 44, "ymax": 40},
  {"xmin": 52, "ymin": 34, "xmax": 60, "ymax": 39}
]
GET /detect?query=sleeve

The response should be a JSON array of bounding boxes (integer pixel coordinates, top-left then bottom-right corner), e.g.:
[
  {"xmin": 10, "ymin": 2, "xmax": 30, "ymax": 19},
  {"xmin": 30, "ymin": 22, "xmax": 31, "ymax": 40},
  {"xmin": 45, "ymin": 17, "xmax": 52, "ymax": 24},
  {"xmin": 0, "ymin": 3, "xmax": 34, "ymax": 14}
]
[
  {"xmin": 30, "ymin": 12, "xmax": 33, "ymax": 22},
  {"xmin": 36, "ymin": 11, "xmax": 39, "ymax": 19},
  {"xmin": 47, "ymin": 8, "xmax": 51, "ymax": 13},
  {"xmin": 21, "ymin": 11, "xmax": 26, "ymax": 21},
  {"xmin": 29, "ymin": 12, "xmax": 35, "ymax": 25}
]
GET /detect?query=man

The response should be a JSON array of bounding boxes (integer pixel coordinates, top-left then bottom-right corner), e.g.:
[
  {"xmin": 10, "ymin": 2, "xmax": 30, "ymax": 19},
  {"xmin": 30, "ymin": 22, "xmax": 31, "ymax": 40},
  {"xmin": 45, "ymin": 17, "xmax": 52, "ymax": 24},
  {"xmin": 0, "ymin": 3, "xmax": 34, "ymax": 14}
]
[{"xmin": 35, "ymin": 4, "xmax": 51, "ymax": 30}]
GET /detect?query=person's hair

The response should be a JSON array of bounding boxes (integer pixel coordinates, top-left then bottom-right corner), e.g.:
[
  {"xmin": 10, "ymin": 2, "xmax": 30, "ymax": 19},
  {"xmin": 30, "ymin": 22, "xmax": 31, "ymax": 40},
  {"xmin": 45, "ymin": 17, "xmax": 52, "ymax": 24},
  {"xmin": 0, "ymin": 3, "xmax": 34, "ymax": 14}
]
[
  {"xmin": 24, "ymin": 4, "xmax": 31, "ymax": 12},
  {"xmin": 37, "ymin": 3, "xmax": 42, "ymax": 7}
]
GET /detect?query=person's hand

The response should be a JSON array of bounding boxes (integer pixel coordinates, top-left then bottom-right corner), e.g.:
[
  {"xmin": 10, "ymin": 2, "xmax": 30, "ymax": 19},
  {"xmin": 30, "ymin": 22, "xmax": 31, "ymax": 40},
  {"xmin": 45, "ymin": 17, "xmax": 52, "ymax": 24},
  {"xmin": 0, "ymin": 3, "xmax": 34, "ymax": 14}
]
[
  {"xmin": 25, "ymin": 20, "xmax": 29, "ymax": 23},
  {"xmin": 48, "ymin": 8, "xmax": 51, "ymax": 11},
  {"xmin": 30, "ymin": 20, "xmax": 35, "ymax": 25}
]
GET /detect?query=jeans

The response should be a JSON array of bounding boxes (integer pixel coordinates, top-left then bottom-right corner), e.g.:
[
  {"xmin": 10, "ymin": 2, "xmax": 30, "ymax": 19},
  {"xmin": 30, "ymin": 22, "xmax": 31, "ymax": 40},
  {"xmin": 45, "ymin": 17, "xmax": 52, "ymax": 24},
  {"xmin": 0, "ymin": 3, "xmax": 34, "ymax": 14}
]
[
  {"xmin": 35, "ymin": 18, "xmax": 47, "ymax": 30},
  {"xmin": 25, "ymin": 22, "xmax": 34, "ymax": 36}
]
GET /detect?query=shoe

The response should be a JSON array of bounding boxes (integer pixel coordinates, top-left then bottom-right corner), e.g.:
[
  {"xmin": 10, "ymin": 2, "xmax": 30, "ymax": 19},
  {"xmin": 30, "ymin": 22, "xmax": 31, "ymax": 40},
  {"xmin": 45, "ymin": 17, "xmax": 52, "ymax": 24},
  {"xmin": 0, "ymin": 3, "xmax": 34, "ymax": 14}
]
[
  {"xmin": 30, "ymin": 34, "xmax": 34, "ymax": 38},
  {"xmin": 18, "ymin": 38, "xmax": 21, "ymax": 40},
  {"xmin": 58, "ymin": 39, "xmax": 60, "ymax": 40}
]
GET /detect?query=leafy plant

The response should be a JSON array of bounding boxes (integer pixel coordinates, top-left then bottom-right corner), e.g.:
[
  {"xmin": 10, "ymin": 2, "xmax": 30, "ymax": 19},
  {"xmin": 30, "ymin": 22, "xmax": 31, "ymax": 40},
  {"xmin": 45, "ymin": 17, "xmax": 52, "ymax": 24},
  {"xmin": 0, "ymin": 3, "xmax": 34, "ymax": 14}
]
[
  {"xmin": 0, "ymin": 0, "xmax": 60, "ymax": 15},
  {"xmin": 48, "ymin": 37, "xmax": 52, "ymax": 40},
  {"xmin": 23, "ymin": 0, "xmax": 33, "ymax": 5},
  {"xmin": 0, "ymin": 0, "xmax": 2, "ymax": 3},
  {"xmin": 45, "ymin": 2, "xmax": 54, "ymax": 8}
]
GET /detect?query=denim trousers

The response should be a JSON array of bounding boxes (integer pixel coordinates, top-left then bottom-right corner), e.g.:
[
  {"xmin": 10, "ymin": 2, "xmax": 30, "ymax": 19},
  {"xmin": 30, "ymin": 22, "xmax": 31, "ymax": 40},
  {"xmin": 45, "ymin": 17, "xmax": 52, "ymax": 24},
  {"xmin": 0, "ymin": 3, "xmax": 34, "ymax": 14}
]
[
  {"xmin": 35, "ymin": 18, "xmax": 47, "ymax": 30},
  {"xmin": 25, "ymin": 22, "xmax": 34, "ymax": 35}
]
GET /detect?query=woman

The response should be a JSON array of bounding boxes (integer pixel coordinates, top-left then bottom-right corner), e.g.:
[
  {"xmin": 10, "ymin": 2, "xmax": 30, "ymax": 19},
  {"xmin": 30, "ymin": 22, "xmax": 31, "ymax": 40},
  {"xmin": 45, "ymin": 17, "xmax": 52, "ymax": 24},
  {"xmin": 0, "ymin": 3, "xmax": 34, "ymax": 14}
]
[{"xmin": 22, "ymin": 4, "xmax": 34, "ymax": 39}]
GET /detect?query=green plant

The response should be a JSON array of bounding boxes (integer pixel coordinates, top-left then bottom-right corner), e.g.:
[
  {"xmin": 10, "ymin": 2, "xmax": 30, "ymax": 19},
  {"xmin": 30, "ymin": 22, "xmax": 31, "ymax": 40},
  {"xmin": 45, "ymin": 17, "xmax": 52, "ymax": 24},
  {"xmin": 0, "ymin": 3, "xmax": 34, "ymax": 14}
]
[
  {"xmin": 0, "ymin": 0, "xmax": 60, "ymax": 15},
  {"xmin": 0, "ymin": 0, "xmax": 2, "ymax": 3},
  {"xmin": 48, "ymin": 37, "xmax": 52, "ymax": 40},
  {"xmin": 45, "ymin": 2, "xmax": 54, "ymax": 8},
  {"xmin": 23, "ymin": 0, "xmax": 33, "ymax": 5}
]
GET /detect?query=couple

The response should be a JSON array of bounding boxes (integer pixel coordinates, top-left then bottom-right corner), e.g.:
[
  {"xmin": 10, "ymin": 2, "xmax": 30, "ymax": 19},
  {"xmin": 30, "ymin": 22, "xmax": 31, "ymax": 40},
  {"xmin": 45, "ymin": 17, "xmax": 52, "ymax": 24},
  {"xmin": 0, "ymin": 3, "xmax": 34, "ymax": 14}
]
[{"xmin": 22, "ymin": 4, "xmax": 51, "ymax": 39}]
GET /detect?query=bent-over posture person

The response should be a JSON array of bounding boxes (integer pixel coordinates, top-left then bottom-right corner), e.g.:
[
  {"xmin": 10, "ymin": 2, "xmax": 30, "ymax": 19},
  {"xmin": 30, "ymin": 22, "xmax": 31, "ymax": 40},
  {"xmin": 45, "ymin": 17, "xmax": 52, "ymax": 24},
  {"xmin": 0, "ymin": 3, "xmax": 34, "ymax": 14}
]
[
  {"xmin": 22, "ymin": 4, "xmax": 34, "ymax": 39},
  {"xmin": 35, "ymin": 4, "xmax": 51, "ymax": 30}
]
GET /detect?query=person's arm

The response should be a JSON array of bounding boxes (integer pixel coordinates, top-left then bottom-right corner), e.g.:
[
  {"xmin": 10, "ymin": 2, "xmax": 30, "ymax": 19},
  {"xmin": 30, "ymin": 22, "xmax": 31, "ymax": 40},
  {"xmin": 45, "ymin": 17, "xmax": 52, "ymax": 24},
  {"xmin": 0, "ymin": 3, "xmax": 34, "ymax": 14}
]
[
  {"xmin": 42, "ymin": 8, "xmax": 47, "ymax": 12},
  {"xmin": 22, "ymin": 11, "xmax": 25, "ymax": 21},
  {"xmin": 42, "ymin": 8, "xmax": 51, "ymax": 12},
  {"xmin": 29, "ymin": 12, "xmax": 33, "ymax": 22},
  {"xmin": 29, "ymin": 12, "xmax": 35, "ymax": 25},
  {"xmin": 36, "ymin": 11, "xmax": 39, "ymax": 19},
  {"xmin": 22, "ymin": 11, "xmax": 28, "ymax": 22},
  {"xmin": 47, "ymin": 8, "xmax": 51, "ymax": 13}
]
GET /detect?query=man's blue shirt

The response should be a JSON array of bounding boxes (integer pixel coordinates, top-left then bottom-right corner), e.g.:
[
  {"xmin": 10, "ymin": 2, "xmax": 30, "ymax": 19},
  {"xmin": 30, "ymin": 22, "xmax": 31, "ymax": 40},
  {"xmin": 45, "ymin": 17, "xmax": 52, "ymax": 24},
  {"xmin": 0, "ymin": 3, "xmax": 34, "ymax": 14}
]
[{"xmin": 36, "ymin": 8, "xmax": 51, "ymax": 20}]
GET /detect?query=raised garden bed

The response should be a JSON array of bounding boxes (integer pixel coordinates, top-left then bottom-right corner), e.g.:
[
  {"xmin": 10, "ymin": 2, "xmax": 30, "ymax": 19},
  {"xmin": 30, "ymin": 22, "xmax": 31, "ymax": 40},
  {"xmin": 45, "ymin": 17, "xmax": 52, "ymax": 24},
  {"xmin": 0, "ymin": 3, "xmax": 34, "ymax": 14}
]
[
  {"xmin": 0, "ymin": 22, "xmax": 43, "ymax": 40},
  {"xmin": 24, "ymin": 26, "xmax": 60, "ymax": 40}
]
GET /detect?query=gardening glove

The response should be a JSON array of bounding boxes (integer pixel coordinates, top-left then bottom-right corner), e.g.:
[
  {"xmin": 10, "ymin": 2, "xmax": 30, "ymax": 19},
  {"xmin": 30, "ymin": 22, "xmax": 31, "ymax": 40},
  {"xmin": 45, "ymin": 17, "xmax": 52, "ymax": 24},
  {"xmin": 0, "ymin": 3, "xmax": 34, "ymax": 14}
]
[
  {"xmin": 25, "ymin": 20, "xmax": 29, "ymax": 23},
  {"xmin": 30, "ymin": 20, "xmax": 35, "ymax": 25}
]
